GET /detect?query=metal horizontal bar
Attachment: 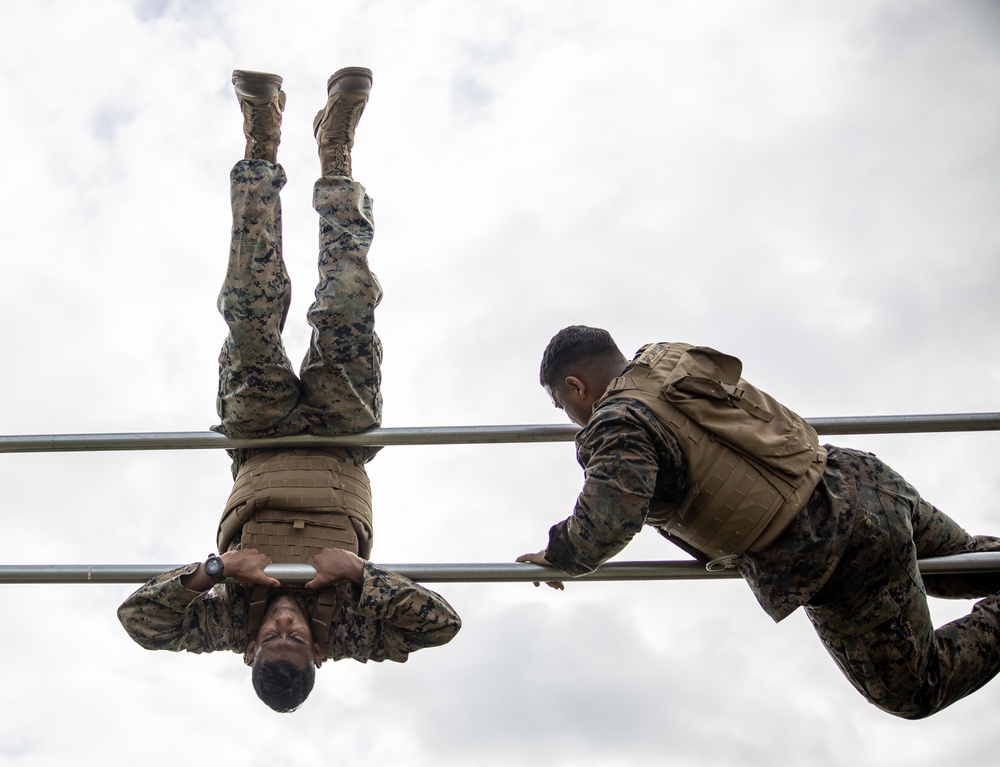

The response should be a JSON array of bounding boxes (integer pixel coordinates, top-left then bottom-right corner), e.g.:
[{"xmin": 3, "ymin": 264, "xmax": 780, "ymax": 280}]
[
  {"xmin": 807, "ymin": 412, "xmax": 1000, "ymax": 436},
  {"xmin": 1, "ymin": 412, "xmax": 998, "ymax": 454},
  {"xmin": 0, "ymin": 425, "xmax": 579, "ymax": 453},
  {"xmin": 2, "ymin": 552, "xmax": 999, "ymax": 584}
]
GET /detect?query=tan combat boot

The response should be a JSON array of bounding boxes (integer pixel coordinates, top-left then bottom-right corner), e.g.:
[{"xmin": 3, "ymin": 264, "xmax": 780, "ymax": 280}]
[
  {"xmin": 232, "ymin": 70, "xmax": 285, "ymax": 164},
  {"xmin": 313, "ymin": 67, "xmax": 372, "ymax": 178}
]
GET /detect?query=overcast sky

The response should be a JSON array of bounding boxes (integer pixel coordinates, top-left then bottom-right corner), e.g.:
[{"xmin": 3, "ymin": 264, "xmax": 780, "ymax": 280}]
[{"xmin": 2, "ymin": 1, "xmax": 1000, "ymax": 765}]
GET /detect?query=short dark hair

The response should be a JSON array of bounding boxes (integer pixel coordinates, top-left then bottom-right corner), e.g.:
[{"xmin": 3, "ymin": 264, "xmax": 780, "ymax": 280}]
[
  {"xmin": 252, "ymin": 658, "xmax": 316, "ymax": 713},
  {"xmin": 539, "ymin": 325, "xmax": 624, "ymax": 389}
]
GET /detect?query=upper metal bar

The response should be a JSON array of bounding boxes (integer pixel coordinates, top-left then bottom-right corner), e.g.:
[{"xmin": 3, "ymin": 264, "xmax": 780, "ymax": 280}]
[
  {"xmin": 1, "ymin": 412, "xmax": 998, "ymax": 453},
  {"xmin": 0, "ymin": 425, "xmax": 579, "ymax": 453},
  {"xmin": 3, "ymin": 552, "xmax": 1000, "ymax": 584},
  {"xmin": 807, "ymin": 412, "xmax": 1000, "ymax": 436}
]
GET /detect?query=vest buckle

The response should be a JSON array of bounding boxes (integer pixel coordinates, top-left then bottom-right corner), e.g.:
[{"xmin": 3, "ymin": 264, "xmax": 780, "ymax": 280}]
[{"xmin": 705, "ymin": 554, "xmax": 741, "ymax": 572}]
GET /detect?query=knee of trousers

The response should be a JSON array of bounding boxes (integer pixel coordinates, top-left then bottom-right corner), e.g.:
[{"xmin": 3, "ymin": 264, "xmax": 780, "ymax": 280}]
[{"xmin": 808, "ymin": 589, "xmax": 936, "ymax": 718}]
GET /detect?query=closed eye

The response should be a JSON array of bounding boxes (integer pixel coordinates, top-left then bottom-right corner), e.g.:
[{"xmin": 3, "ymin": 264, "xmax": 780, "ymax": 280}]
[{"xmin": 262, "ymin": 633, "xmax": 306, "ymax": 645}]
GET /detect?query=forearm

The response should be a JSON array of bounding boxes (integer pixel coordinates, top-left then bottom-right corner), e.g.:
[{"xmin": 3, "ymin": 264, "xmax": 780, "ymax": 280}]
[
  {"xmin": 180, "ymin": 563, "xmax": 219, "ymax": 592},
  {"xmin": 118, "ymin": 564, "xmax": 205, "ymax": 650},
  {"xmin": 544, "ymin": 482, "xmax": 649, "ymax": 576},
  {"xmin": 542, "ymin": 401, "xmax": 669, "ymax": 575},
  {"xmin": 117, "ymin": 564, "xmax": 242, "ymax": 653}
]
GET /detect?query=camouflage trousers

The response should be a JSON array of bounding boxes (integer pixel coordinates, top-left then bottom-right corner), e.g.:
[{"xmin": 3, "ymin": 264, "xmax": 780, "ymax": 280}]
[
  {"xmin": 216, "ymin": 160, "xmax": 382, "ymax": 450},
  {"xmin": 805, "ymin": 449, "xmax": 1000, "ymax": 718}
]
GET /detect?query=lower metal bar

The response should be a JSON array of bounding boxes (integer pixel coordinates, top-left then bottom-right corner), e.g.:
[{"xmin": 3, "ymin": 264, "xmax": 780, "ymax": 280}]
[
  {"xmin": 2, "ymin": 413, "xmax": 997, "ymax": 454},
  {"xmin": 2, "ymin": 552, "xmax": 999, "ymax": 584}
]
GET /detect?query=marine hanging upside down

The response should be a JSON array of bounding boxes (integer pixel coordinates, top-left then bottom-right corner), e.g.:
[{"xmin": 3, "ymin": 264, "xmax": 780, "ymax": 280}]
[
  {"xmin": 518, "ymin": 326, "xmax": 1000, "ymax": 719},
  {"xmin": 117, "ymin": 68, "xmax": 460, "ymax": 713}
]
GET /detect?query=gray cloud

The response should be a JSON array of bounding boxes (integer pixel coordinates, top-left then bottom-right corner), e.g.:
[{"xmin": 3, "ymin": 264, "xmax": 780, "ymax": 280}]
[{"xmin": 2, "ymin": 0, "xmax": 999, "ymax": 764}]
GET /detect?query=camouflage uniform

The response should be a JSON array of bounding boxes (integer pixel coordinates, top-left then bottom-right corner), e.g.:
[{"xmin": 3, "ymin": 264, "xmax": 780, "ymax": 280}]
[
  {"xmin": 117, "ymin": 561, "xmax": 461, "ymax": 662},
  {"xmin": 118, "ymin": 160, "xmax": 464, "ymax": 662},
  {"xmin": 544, "ymin": 391, "xmax": 1000, "ymax": 719},
  {"xmin": 215, "ymin": 159, "xmax": 382, "ymax": 472}
]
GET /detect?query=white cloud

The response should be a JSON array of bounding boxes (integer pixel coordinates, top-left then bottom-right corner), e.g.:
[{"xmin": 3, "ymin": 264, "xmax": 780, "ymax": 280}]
[{"xmin": 2, "ymin": 0, "xmax": 1000, "ymax": 764}]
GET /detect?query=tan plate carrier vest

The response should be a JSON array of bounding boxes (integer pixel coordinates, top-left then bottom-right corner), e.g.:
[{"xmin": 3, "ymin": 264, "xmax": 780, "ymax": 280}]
[
  {"xmin": 215, "ymin": 448, "xmax": 374, "ymax": 646},
  {"xmin": 597, "ymin": 342, "xmax": 827, "ymax": 561}
]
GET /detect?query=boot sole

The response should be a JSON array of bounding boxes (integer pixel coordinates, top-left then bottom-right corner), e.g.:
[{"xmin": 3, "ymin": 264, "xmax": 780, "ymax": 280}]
[
  {"xmin": 232, "ymin": 70, "xmax": 283, "ymax": 87},
  {"xmin": 327, "ymin": 67, "xmax": 373, "ymax": 95}
]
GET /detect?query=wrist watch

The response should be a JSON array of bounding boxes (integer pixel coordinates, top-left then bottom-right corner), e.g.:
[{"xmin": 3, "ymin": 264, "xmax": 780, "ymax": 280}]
[{"xmin": 204, "ymin": 553, "xmax": 226, "ymax": 582}]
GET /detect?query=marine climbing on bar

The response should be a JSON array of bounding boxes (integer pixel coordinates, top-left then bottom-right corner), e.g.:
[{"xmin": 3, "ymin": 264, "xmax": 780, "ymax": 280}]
[{"xmin": 519, "ymin": 326, "xmax": 1000, "ymax": 719}]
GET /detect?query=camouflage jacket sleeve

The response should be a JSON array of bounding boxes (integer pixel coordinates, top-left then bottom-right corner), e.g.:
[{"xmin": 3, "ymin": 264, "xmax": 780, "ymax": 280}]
[
  {"xmin": 330, "ymin": 561, "xmax": 461, "ymax": 663},
  {"xmin": 117, "ymin": 564, "xmax": 246, "ymax": 654},
  {"xmin": 544, "ymin": 399, "xmax": 686, "ymax": 576}
]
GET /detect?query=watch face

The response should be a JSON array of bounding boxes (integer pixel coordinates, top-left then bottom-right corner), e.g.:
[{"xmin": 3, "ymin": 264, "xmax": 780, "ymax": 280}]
[{"xmin": 206, "ymin": 557, "xmax": 224, "ymax": 577}]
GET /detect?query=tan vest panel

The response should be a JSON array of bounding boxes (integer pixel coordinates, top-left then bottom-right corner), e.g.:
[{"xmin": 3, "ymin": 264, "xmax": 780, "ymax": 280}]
[
  {"xmin": 215, "ymin": 447, "xmax": 374, "ymax": 647},
  {"xmin": 217, "ymin": 447, "xmax": 373, "ymax": 558},
  {"xmin": 598, "ymin": 342, "xmax": 826, "ymax": 560}
]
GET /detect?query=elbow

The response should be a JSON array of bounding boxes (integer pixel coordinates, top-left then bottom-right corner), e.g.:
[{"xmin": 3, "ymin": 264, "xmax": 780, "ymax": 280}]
[
  {"xmin": 117, "ymin": 605, "xmax": 168, "ymax": 651},
  {"xmin": 431, "ymin": 614, "xmax": 463, "ymax": 648},
  {"xmin": 116, "ymin": 603, "xmax": 137, "ymax": 636}
]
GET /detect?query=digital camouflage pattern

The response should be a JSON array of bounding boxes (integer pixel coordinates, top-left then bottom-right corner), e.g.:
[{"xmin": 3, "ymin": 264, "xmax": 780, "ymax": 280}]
[
  {"xmin": 543, "ymin": 398, "xmax": 852, "ymax": 617},
  {"xmin": 117, "ymin": 561, "xmax": 461, "ymax": 662},
  {"xmin": 544, "ymin": 398, "xmax": 691, "ymax": 575},
  {"xmin": 543, "ymin": 395, "xmax": 1000, "ymax": 718},
  {"xmin": 215, "ymin": 159, "xmax": 382, "ymax": 473},
  {"xmin": 802, "ymin": 448, "xmax": 1000, "ymax": 718},
  {"xmin": 116, "ymin": 159, "xmax": 463, "ymax": 665}
]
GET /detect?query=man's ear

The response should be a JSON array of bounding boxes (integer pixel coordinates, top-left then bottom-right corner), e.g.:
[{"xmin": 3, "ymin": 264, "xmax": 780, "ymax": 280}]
[
  {"xmin": 563, "ymin": 375, "xmax": 587, "ymax": 398},
  {"xmin": 313, "ymin": 643, "xmax": 323, "ymax": 669},
  {"xmin": 244, "ymin": 641, "xmax": 256, "ymax": 667}
]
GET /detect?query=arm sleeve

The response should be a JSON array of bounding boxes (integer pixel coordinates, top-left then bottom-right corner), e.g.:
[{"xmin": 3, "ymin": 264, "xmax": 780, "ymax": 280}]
[
  {"xmin": 351, "ymin": 562, "xmax": 462, "ymax": 662},
  {"xmin": 544, "ymin": 402, "xmax": 664, "ymax": 576},
  {"xmin": 116, "ymin": 564, "xmax": 245, "ymax": 654}
]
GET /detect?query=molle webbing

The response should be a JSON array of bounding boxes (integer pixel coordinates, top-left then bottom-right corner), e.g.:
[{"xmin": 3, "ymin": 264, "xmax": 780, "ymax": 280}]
[
  {"xmin": 217, "ymin": 448, "xmax": 373, "ymax": 559},
  {"xmin": 600, "ymin": 342, "xmax": 826, "ymax": 560},
  {"xmin": 216, "ymin": 448, "xmax": 373, "ymax": 650}
]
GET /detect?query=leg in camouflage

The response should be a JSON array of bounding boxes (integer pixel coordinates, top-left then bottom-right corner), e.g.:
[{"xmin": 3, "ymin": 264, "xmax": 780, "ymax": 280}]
[
  {"xmin": 912, "ymin": 496, "xmax": 1000, "ymax": 599},
  {"xmin": 216, "ymin": 69, "xmax": 381, "ymax": 453},
  {"xmin": 805, "ymin": 449, "xmax": 1000, "ymax": 718},
  {"xmin": 298, "ymin": 69, "xmax": 382, "ymax": 442},
  {"xmin": 216, "ymin": 160, "xmax": 308, "ymax": 440},
  {"xmin": 297, "ymin": 178, "xmax": 382, "ymax": 437},
  {"xmin": 216, "ymin": 72, "xmax": 309, "ymax": 440}
]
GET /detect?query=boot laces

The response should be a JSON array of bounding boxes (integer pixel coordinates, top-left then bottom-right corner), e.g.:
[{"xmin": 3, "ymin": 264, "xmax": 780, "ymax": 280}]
[
  {"xmin": 320, "ymin": 100, "xmax": 364, "ymax": 146},
  {"xmin": 245, "ymin": 102, "xmax": 279, "ymax": 145}
]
